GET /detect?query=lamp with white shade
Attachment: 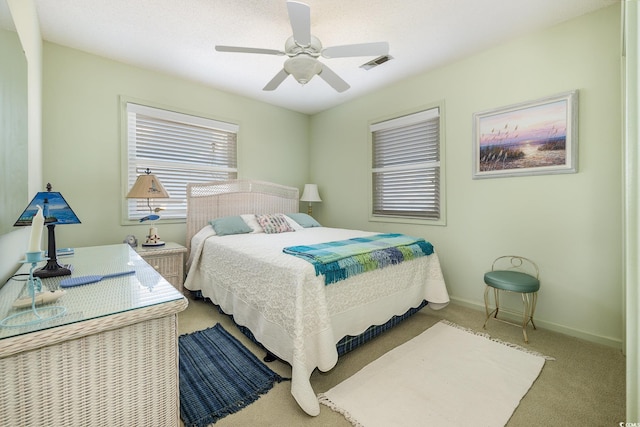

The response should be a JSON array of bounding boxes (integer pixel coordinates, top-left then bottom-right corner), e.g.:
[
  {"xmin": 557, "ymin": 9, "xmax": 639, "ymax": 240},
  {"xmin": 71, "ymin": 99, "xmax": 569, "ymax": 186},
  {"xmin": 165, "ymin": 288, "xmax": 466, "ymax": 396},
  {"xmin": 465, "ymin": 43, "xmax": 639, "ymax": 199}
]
[
  {"xmin": 300, "ymin": 184, "xmax": 322, "ymax": 215},
  {"xmin": 126, "ymin": 168, "xmax": 170, "ymax": 247}
]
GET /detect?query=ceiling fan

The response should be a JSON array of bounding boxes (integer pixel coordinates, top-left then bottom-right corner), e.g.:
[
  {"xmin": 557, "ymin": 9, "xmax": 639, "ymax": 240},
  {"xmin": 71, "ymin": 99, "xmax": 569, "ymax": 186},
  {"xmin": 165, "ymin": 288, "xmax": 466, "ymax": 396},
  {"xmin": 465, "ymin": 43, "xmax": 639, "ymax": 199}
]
[{"xmin": 215, "ymin": 1, "xmax": 389, "ymax": 93}]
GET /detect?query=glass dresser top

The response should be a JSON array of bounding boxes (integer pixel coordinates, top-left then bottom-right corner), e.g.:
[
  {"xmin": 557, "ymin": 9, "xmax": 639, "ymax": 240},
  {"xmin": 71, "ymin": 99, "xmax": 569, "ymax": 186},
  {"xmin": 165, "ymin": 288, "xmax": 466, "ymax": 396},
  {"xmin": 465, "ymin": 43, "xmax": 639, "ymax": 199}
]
[{"xmin": 0, "ymin": 244, "xmax": 185, "ymax": 340}]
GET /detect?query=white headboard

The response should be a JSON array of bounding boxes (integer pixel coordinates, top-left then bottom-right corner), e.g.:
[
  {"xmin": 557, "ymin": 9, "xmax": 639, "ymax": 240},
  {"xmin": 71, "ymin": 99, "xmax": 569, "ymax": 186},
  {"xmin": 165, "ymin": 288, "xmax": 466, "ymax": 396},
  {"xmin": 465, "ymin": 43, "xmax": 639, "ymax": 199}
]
[{"xmin": 186, "ymin": 179, "xmax": 300, "ymax": 252}]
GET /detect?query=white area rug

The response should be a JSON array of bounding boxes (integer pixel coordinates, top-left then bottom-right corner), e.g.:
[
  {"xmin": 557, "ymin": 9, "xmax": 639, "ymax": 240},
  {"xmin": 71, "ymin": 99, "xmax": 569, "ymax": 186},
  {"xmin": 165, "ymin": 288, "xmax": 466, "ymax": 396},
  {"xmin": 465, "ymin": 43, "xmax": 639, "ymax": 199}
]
[{"xmin": 318, "ymin": 320, "xmax": 551, "ymax": 427}]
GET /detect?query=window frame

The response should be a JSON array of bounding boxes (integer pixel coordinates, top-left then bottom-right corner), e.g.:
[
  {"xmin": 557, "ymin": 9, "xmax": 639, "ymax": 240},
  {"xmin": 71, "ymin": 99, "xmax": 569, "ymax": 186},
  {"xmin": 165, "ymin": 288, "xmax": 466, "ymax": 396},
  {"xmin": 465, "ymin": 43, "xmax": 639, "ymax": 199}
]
[
  {"xmin": 120, "ymin": 97, "xmax": 239, "ymax": 225},
  {"xmin": 368, "ymin": 102, "xmax": 446, "ymax": 226}
]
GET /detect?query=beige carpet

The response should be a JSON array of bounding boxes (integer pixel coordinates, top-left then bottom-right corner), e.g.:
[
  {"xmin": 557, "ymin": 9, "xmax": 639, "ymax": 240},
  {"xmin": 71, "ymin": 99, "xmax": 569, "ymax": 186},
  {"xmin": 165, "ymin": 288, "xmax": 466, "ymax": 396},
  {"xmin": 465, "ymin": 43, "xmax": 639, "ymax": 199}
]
[
  {"xmin": 178, "ymin": 297, "xmax": 626, "ymax": 426},
  {"xmin": 319, "ymin": 321, "xmax": 549, "ymax": 426}
]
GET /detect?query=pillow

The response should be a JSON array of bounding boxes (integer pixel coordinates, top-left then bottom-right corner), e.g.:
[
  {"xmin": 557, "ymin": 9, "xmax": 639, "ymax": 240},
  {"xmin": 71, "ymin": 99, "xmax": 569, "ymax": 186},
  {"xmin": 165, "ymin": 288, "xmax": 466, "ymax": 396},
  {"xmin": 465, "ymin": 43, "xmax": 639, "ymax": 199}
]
[
  {"xmin": 286, "ymin": 213, "xmax": 321, "ymax": 228},
  {"xmin": 209, "ymin": 216, "xmax": 253, "ymax": 236},
  {"xmin": 255, "ymin": 213, "xmax": 295, "ymax": 234},
  {"xmin": 240, "ymin": 214, "xmax": 264, "ymax": 233},
  {"xmin": 283, "ymin": 215, "xmax": 303, "ymax": 231}
]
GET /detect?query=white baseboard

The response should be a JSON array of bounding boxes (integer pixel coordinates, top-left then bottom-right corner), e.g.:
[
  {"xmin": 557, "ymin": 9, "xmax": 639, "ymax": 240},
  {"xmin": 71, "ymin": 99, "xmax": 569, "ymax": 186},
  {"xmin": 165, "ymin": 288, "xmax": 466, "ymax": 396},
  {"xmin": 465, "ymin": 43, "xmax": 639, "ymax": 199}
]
[{"xmin": 449, "ymin": 296, "xmax": 622, "ymax": 349}]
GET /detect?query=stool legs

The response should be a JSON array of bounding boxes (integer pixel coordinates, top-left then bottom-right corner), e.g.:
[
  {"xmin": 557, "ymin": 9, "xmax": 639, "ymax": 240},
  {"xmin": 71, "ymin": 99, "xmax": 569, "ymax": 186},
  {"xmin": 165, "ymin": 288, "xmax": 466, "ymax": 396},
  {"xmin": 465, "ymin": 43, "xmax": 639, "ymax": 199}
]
[
  {"xmin": 483, "ymin": 285, "xmax": 538, "ymax": 343},
  {"xmin": 483, "ymin": 286, "xmax": 500, "ymax": 328},
  {"xmin": 520, "ymin": 292, "xmax": 538, "ymax": 343}
]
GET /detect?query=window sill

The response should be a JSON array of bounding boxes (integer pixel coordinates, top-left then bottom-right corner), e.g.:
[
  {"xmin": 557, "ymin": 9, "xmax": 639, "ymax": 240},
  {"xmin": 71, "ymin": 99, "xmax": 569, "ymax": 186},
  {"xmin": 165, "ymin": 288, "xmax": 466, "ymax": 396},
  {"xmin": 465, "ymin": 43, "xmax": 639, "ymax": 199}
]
[{"xmin": 369, "ymin": 215, "xmax": 446, "ymax": 227}]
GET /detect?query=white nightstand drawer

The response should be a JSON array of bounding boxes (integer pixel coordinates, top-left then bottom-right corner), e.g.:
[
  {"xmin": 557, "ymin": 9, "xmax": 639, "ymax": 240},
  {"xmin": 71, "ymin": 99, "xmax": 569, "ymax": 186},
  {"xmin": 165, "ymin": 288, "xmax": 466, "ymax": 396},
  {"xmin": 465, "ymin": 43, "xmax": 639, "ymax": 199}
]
[
  {"xmin": 135, "ymin": 242, "xmax": 187, "ymax": 293},
  {"xmin": 144, "ymin": 255, "xmax": 179, "ymax": 276}
]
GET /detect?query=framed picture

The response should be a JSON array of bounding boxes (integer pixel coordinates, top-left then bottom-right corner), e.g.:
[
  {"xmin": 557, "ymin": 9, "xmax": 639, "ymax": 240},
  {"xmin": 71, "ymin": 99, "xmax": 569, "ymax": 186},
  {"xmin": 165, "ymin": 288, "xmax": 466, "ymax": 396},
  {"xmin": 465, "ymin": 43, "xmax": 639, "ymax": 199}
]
[{"xmin": 472, "ymin": 90, "xmax": 578, "ymax": 179}]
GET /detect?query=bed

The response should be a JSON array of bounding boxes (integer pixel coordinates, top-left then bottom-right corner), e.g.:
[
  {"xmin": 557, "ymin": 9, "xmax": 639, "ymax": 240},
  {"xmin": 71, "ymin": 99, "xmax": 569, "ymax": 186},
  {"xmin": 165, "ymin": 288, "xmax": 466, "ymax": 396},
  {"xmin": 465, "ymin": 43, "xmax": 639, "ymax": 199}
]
[{"xmin": 183, "ymin": 179, "xmax": 449, "ymax": 416}]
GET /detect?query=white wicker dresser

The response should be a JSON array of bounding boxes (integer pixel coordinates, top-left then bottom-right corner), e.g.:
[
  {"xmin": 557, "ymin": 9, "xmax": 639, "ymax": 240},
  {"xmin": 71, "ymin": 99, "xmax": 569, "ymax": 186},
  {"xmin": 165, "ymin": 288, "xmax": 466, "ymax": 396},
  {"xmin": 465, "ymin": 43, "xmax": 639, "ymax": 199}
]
[{"xmin": 0, "ymin": 244, "xmax": 188, "ymax": 426}]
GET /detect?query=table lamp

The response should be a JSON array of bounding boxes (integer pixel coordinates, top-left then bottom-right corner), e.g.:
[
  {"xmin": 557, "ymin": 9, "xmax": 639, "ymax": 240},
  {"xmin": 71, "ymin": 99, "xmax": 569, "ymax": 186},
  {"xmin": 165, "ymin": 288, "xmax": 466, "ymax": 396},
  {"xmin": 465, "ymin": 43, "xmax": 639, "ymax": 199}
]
[
  {"xmin": 126, "ymin": 168, "xmax": 170, "ymax": 247},
  {"xmin": 14, "ymin": 183, "xmax": 81, "ymax": 278},
  {"xmin": 300, "ymin": 184, "xmax": 322, "ymax": 215}
]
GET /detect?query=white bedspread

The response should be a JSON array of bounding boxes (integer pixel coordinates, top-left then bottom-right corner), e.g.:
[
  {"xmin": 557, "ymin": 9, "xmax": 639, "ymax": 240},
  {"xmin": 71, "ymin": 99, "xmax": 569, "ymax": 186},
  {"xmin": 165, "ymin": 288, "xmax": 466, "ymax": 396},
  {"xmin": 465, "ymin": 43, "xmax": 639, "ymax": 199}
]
[{"xmin": 184, "ymin": 226, "xmax": 449, "ymax": 416}]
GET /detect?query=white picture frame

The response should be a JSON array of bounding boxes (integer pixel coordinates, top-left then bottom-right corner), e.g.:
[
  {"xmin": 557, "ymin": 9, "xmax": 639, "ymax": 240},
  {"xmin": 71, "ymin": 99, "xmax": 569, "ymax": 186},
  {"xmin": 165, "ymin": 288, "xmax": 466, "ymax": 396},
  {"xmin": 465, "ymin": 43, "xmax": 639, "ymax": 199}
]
[{"xmin": 472, "ymin": 90, "xmax": 578, "ymax": 179}]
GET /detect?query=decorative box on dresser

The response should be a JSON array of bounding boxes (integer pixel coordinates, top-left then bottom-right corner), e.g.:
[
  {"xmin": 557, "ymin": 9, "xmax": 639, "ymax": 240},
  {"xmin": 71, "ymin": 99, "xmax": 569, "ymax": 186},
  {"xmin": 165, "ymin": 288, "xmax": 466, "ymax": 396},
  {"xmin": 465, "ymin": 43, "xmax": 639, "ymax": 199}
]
[
  {"xmin": 0, "ymin": 244, "xmax": 188, "ymax": 426},
  {"xmin": 135, "ymin": 242, "xmax": 187, "ymax": 294}
]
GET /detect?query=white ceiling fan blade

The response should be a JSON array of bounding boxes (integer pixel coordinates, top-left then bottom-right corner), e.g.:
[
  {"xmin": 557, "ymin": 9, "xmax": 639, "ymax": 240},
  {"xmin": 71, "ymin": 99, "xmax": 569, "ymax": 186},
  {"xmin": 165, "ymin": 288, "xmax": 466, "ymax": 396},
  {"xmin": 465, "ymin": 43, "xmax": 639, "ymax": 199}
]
[
  {"xmin": 318, "ymin": 64, "xmax": 350, "ymax": 93},
  {"xmin": 263, "ymin": 69, "xmax": 290, "ymax": 91},
  {"xmin": 322, "ymin": 42, "xmax": 389, "ymax": 59},
  {"xmin": 216, "ymin": 45, "xmax": 285, "ymax": 56},
  {"xmin": 287, "ymin": 1, "xmax": 311, "ymax": 46}
]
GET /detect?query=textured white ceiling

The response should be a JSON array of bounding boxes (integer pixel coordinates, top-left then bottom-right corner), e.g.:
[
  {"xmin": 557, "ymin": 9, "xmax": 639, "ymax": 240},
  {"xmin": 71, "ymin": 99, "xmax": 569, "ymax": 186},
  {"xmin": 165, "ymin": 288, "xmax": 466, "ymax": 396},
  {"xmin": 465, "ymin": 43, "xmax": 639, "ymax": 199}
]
[{"xmin": 29, "ymin": 0, "xmax": 618, "ymax": 114}]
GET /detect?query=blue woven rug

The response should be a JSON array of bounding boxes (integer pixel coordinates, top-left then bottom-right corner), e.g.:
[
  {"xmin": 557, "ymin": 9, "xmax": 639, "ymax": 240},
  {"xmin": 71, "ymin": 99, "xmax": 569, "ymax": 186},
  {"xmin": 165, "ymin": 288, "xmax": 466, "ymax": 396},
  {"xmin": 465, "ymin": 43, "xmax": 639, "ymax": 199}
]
[{"xmin": 179, "ymin": 324, "xmax": 288, "ymax": 426}]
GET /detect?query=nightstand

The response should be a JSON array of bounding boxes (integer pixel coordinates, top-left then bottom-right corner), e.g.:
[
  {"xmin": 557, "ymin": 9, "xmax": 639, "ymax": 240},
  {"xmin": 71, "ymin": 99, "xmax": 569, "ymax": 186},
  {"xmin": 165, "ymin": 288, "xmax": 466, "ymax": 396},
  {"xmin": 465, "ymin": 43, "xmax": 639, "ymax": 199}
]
[{"xmin": 135, "ymin": 242, "xmax": 187, "ymax": 293}]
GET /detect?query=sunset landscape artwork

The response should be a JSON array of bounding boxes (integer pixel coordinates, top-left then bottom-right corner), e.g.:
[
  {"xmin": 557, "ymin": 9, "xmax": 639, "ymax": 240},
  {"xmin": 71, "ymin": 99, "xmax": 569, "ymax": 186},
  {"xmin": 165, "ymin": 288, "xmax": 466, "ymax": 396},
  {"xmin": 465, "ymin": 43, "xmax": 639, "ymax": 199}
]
[{"xmin": 473, "ymin": 91, "xmax": 578, "ymax": 178}]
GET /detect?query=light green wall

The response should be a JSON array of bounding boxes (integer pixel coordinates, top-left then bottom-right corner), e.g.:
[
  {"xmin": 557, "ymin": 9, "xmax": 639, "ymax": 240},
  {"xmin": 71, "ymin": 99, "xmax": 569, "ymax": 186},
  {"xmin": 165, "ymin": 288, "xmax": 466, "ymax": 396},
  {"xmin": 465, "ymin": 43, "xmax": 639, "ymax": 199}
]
[
  {"xmin": 0, "ymin": 0, "xmax": 42, "ymax": 285},
  {"xmin": 310, "ymin": 5, "xmax": 622, "ymax": 346},
  {"xmin": 0, "ymin": 27, "xmax": 28, "ymax": 236},
  {"xmin": 41, "ymin": 43, "xmax": 310, "ymax": 248}
]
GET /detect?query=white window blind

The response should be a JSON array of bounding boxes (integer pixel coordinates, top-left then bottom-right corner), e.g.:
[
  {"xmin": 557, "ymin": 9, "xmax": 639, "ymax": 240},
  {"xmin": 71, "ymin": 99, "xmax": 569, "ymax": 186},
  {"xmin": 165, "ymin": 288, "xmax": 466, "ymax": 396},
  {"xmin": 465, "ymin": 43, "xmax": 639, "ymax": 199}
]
[
  {"xmin": 126, "ymin": 103, "xmax": 238, "ymax": 220},
  {"xmin": 371, "ymin": 107, "xmax": 441, "ymax": 220}
]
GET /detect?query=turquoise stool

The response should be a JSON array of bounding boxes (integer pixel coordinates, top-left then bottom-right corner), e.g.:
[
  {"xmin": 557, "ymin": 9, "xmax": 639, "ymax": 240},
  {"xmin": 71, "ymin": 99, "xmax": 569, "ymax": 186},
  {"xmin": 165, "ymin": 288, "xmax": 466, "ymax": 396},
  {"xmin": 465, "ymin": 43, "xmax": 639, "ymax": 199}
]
[{"xmin": 483, "ymin": 256, "xmax": 540, "ymax": 343}]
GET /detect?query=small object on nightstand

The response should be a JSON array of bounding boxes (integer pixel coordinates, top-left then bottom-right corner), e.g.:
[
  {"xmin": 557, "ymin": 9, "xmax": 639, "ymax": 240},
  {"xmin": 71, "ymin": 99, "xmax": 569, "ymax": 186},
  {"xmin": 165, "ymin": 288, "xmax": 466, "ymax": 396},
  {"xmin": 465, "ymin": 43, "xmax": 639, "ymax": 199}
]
[
  {"xmin": 123, "ymin": 235, "xmax": 138, "ymax": 248},
  {"xmin": 142, "ymin": 226, "xmax": 164, "ymax": 247}
]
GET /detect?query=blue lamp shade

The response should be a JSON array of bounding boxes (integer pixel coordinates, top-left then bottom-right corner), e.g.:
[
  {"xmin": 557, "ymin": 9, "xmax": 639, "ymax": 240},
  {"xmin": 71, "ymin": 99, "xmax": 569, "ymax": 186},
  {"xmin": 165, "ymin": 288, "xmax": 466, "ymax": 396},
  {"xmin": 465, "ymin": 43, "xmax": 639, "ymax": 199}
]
[
  {"xmin": 14, "ymin": 184, "xmax": 80, "ymax": 278},
  {"xmin": 14, "ymin": 191, "xmax": 81, "ymax": 226}
]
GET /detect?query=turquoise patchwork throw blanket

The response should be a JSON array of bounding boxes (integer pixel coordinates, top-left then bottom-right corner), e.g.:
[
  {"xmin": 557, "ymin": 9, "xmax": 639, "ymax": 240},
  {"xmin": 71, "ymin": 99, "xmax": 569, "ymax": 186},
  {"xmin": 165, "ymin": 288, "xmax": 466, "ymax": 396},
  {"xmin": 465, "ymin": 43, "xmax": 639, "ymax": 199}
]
[{"xmin": 283, "ymin": 233, "xmax": 434, "ymax": 285}]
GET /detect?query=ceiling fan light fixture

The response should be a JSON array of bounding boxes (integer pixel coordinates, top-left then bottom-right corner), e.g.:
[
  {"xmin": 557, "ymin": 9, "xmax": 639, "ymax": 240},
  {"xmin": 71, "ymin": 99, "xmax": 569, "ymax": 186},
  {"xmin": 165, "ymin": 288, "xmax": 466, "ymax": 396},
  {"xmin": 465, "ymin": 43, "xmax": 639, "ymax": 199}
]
[
  {"xmin": 216, "ymin": 2, "xmax": 389, "ymax": 93},
  {"xmin": 284, "ymin": 56, "xmax": 322, "ymax": 85}
]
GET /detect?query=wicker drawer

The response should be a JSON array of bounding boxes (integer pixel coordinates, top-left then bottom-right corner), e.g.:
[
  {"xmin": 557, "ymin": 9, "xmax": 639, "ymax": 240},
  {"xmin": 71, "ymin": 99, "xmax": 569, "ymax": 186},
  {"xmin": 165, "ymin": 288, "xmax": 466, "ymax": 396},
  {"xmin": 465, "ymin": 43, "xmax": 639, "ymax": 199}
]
[
  {"xmin": 135, "ymin": 242, "xmax": 187, "ymax": 293},
  {"xmin": 144, "ymin": 255, "xmax": 179, "ymax": 276}
]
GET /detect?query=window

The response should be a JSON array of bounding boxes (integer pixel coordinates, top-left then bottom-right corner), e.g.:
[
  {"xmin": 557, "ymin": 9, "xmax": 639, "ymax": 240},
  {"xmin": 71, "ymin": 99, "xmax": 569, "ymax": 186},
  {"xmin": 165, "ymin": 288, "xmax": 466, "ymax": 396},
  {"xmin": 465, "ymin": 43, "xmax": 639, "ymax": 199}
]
[
  {"xmin": 370, "ymin": 106, "xmax": 442, "ymax": 221},
  {"xmin": 125, "ymin": 102, "xmax": 238, "ymax": 221}
]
